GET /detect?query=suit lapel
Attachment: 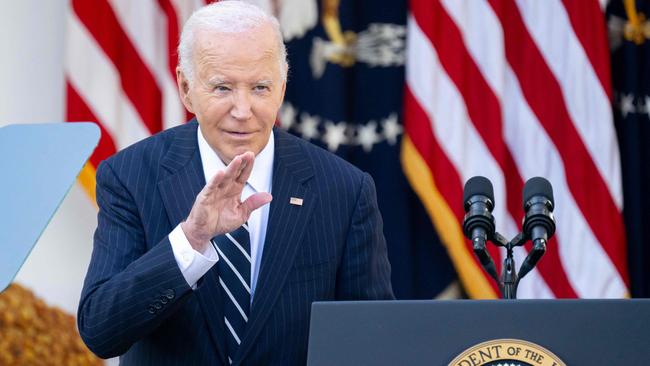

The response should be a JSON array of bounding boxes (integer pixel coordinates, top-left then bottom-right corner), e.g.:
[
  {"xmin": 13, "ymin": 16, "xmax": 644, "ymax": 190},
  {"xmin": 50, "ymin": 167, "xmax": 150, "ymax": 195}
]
[
  {"xmin": 157, "ymin": 121, "xmax": 228, "ymax": 364},
  {"xmin": 158, "ymin": 121, "xmax": 204, "ymax": 226},
  {"xmin": 234, "ymin": 129, "xmax": 315, "ymax": 364}
]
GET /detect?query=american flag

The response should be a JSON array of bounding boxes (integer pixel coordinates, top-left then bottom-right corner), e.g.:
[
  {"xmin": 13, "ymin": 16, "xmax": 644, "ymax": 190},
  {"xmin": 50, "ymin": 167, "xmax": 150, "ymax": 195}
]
[
  {"xmin": 402, "ymin": 0, "xmax": 628, "ymax": 298},
  {"xmin": 65, "ymin": 0, "xmax": 628, "ymax": 299},
  {"xmin": 65, "ymin": 0, "xmax": 208, "ymax": 201}
]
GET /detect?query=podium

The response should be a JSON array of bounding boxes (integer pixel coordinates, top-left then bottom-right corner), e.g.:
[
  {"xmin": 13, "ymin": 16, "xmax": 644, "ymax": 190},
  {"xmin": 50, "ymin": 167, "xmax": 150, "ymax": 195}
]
[{"xmin": 307, "ymin": 299, "xmax": 650, "ymax": 365}]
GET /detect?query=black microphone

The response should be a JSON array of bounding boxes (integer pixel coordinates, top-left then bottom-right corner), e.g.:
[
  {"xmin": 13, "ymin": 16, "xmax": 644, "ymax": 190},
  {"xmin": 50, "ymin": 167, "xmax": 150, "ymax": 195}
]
[
  {"xmin": 462, "ymin": 176, "xmax": 498, "ymax": 281},
  {"xmin": 519, "ymin": 177, "xmax": 556, "ymax": 279}
]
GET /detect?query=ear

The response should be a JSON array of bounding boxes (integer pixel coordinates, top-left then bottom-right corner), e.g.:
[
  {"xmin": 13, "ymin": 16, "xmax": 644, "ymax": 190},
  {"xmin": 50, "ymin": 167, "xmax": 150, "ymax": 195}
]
[{"xmin": 176, "ymin": 66, "xmax": 194, "ymax": 113}]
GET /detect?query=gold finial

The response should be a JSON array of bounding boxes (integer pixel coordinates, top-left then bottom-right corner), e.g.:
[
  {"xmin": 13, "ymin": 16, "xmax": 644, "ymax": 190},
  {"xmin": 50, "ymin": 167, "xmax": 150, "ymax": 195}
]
[{"xmin": 624, "ymin": 0, "xmax": 647, "ymax": 44}]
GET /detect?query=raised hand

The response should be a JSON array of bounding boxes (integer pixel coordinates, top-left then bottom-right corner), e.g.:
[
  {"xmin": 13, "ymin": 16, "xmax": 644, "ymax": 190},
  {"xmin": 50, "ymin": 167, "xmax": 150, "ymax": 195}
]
[{"xmin": 181, "ymin": 151, "xmax": 273, "ymax": 251}]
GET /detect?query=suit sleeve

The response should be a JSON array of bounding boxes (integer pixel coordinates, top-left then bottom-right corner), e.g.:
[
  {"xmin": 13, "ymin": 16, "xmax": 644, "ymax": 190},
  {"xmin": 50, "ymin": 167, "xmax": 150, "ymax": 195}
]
[
  {"xmin": 77, "ymin": 161, "xmax": 192, "ymax": 359},
  {"xmin": 336, "ymin": 172, "xmax": 395, "ymax": 300}
]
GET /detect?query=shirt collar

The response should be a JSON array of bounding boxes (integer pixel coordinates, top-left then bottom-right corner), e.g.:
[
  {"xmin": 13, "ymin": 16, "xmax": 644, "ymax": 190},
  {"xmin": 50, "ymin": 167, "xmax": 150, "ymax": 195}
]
[{"xmin": 197, "ymin": 127, "xmax": 274, "ymax": 194}]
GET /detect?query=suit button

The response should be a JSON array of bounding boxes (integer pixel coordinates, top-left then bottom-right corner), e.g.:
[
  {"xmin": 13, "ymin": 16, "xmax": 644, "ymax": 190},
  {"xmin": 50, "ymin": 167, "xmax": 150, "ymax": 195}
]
[
  {"xmin": 163, "ymin": 289, "xmax": 175, "ymax": 299},
  {"xmin": 160, "ymin": 297, "xmax": 169, "ymax": 304},
  {"xmin": 147, "ymin": 306, "xmax": 156, "ymax": 314},
  {"xmin": 154, "ymin": 302, "xmax": 163, "ymax": 310}
]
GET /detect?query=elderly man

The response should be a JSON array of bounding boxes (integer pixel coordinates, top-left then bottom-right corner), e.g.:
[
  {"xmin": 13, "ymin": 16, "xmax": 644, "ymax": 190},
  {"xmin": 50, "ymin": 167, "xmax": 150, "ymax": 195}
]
[{"xmin": 77, "ymin": 1, "xmax": 394, "ymax": 365}]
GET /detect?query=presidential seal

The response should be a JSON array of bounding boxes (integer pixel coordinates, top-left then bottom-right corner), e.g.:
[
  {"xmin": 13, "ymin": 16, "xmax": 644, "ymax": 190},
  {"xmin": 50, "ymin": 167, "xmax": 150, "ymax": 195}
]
[{"xmin": 449, "ymin": 339, "xmax": 566, "ymax": 366}]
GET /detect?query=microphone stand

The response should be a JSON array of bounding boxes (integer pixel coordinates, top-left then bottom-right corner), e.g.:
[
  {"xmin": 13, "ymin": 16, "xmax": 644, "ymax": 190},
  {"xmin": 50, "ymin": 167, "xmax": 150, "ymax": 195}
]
[{"xmin": 476, "ymin": 232, "xmax": 533, "ymax": 300}]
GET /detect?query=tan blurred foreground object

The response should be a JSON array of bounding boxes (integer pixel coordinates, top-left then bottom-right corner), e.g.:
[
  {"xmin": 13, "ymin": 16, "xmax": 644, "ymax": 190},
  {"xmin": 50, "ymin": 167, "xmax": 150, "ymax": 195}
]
[{"xmin": 0, "ymin": 284, "xmax": 103, "ymax": 366}]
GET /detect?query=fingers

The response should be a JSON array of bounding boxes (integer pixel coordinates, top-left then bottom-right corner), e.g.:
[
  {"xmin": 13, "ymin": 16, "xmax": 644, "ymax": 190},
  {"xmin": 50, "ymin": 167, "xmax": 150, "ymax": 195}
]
[
  {"xmin": 236, "ymin": 152, "xmax": 255, "ymax": 184},
  {"xmin": 204, "ymin": 170, "xmax": 225, "ymax": 194},
  {"xmin": 205, "ymin": 152, "xmax": 254, "ymax": 193},
  {"xmin": 242, "ymin": 192, "xmax": 273, "ymax": 215},
  {"xmin": 221, "ymin": 154, "xmax": 244, "ymax": 184},
  {"xmin": 221, "ymin": 152, "xmax": 254, "ymax": 185}
]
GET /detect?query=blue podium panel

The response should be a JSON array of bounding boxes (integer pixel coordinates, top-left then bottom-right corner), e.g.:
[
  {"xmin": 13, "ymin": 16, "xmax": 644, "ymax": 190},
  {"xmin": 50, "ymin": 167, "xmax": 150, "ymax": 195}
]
[
  {"xmin": 0, "ymin": 122, "xmax": 99, "ymax": 292},
  {"xmin": 308, "ymin": 299, "xmax": 650, "ymax": 365}
]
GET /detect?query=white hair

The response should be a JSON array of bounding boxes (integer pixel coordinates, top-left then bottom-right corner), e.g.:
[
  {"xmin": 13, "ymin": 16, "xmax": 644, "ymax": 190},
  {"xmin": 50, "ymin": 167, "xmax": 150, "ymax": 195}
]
[{"xmin": 178, "ymin": 1, "xmax": 288, "ymax": 84}]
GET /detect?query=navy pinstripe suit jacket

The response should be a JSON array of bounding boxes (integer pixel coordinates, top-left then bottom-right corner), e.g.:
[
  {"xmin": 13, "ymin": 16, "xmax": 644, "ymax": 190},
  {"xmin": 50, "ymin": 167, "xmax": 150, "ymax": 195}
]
[{"xmin": 78, "ymin": 121, "xmax": 394, "ymax": 365}]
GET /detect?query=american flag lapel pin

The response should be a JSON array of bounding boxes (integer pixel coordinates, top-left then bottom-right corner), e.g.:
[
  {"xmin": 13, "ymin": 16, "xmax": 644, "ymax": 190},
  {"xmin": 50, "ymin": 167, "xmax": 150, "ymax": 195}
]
[{"xmin": 289, "ymin": 197, "xmax": 304, "ymax": 206}]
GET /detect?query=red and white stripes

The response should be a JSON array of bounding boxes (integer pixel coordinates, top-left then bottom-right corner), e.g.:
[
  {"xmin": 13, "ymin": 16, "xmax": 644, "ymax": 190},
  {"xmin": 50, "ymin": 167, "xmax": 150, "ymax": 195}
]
[
  {"xmin": 65, "ymin": 0, "xmax": 209, "ymax": 199},
  {"xmin": 403, "ymin": 0, "xmax": 627, "ymax": 298}
]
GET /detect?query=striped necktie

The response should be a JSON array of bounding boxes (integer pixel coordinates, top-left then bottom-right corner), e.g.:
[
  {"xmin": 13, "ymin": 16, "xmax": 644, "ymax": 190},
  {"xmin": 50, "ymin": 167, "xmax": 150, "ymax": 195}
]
[{"xmin": 211, "ymin": 223, "xmax": 251, "ymax": 363}]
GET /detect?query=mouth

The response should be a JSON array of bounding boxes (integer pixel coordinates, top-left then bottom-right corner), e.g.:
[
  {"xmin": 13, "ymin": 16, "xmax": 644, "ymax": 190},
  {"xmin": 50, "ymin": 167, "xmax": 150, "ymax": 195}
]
[{"xmin": 223, "ymin": 130, "xmax": 256, "ymax": 138}]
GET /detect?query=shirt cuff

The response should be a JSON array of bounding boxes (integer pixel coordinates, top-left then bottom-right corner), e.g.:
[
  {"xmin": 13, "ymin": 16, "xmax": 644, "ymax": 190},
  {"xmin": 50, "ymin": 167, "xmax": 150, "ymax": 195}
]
[{"xmin": 169, "ymin": 224, "xmax": 218, "ymax": 289}]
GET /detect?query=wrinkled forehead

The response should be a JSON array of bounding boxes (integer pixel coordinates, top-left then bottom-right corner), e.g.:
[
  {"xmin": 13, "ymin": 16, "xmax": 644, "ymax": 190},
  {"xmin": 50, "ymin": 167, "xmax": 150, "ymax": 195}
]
[
  {"xmin": 191, "ymin": 25, "xmax": 282, "ymax": 81},
  {"xmin": 194, "ymin": 23, "xmax": 278, "ymax": 58}
]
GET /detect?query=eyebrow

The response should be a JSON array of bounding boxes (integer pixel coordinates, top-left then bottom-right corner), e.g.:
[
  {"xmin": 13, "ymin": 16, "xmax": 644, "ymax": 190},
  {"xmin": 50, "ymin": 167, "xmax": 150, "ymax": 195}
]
[
  {"xmin": 206, "ymin": 77, "xmax": 274, "ymax": 86},
  {"xmin": 207, "ymin": 76, "xmax": 274, "ymax": 87},
  {"xmin": 207, "ymin": 77, "xmax": 228, "ymax": 85}
]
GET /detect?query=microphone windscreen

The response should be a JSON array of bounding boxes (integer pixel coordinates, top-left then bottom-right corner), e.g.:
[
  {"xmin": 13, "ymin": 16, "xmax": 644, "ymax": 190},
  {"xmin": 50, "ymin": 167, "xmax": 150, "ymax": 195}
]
[
  {"xmin": 463, "ymin": 176, "xmax": 494, "ymax": 205},
  {"xmin": 523, "ymin": 177, "xmax": 554, "ymax": 209}
]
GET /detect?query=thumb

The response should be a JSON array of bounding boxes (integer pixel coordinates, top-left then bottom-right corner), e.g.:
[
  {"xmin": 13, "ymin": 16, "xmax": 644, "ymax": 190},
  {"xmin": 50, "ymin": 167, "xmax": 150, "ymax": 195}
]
[{"xmin": 242, "ymin": 192, "xmax": 273, "ymax": 214}]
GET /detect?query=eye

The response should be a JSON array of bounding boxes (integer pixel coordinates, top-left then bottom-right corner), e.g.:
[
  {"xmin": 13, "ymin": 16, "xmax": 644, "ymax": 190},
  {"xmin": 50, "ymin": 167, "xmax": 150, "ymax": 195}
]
[
  {"xmin": 254, "ymin": 84, "xmax": 270, "ymax": 92},
  {"xmin": 214, "ymin": 85, "xmax": 231, "ymax": 92}
]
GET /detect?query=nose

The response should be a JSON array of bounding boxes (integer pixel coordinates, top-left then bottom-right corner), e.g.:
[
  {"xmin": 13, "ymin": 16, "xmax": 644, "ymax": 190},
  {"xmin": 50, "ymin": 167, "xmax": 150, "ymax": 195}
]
[{"xmin": 230, "ymin": 90, "xmax": 253, "ymax": 120}]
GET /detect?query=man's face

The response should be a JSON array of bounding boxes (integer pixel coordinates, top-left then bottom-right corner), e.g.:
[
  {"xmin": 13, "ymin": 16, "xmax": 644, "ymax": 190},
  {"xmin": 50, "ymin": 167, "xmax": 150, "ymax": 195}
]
[{"xmin": 177, "ymin": 24, "xmax": 286, "ymax": 164}]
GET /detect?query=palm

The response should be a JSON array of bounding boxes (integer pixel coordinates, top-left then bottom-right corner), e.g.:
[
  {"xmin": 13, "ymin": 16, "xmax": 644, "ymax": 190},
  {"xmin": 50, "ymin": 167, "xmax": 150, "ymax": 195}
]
[
  {"xmin": 183, "ymin": 152, "xmax": 272, "ymax": 249},
  {"xmin": 209, "ymin": 182, "xmax": 248, "ymax": 234}
]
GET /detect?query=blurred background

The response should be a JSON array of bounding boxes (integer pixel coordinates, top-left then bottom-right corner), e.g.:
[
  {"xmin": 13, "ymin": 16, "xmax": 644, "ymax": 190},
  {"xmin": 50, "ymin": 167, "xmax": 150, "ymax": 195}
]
[{"xmin": 1, "ymin": 0, "xmax": 649, "ymax": 364}]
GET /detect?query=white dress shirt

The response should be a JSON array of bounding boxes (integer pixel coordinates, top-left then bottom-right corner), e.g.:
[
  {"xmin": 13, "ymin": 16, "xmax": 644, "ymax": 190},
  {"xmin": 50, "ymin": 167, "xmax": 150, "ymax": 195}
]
[{"xmin": 169, "ymin": 127, "xmax": 274, "ymax": 299}]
